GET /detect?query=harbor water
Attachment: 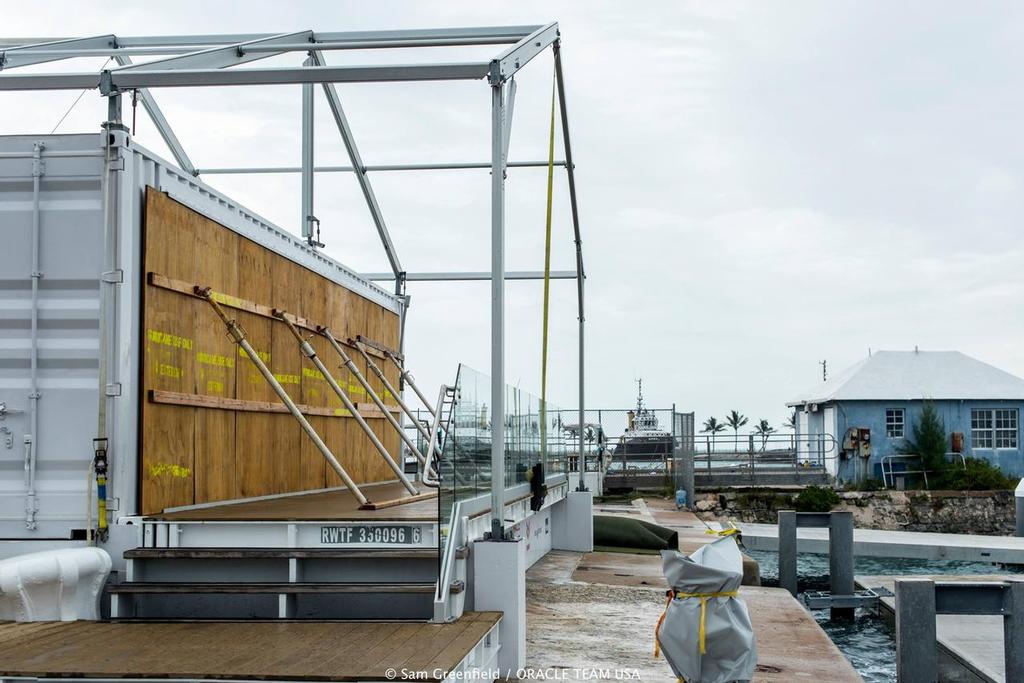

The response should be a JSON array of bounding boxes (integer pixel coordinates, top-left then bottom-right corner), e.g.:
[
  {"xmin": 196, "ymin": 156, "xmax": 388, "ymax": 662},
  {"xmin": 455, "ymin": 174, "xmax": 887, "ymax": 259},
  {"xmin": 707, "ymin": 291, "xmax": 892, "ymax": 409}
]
[{"xmin": 746, "ymin": 549, "xmax": 1024, "ymax": 682}]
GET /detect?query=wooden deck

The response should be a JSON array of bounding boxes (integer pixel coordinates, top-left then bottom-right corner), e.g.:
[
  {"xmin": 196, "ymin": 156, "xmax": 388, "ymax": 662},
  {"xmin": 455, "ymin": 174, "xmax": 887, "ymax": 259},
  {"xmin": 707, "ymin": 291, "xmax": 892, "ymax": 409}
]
[
  {"xmin": 151, "ymin": 481, "xmax": 438, "ymax": 522},
  {"xmin": 0, "ymin": 612, "xmax": 500, "ymax": 681}
]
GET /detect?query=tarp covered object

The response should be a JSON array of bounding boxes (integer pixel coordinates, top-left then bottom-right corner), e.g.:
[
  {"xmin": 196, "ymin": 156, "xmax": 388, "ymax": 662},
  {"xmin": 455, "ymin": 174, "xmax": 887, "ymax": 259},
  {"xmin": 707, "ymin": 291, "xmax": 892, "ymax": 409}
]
[{"xmin": 655, "ymin": 535, "xmax": 757, "ymax": 683}]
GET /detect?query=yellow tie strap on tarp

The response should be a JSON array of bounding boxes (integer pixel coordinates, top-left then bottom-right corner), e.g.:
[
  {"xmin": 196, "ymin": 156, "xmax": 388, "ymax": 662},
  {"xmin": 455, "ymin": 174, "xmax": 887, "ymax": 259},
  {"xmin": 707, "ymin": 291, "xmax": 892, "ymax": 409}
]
[
  {"xmin": 704, "ymin": 524, "xmax": 740, "ymax": 538},
  {"xmin": 654, "ymin": 590, "xmax": 740, "ymax": 658}
]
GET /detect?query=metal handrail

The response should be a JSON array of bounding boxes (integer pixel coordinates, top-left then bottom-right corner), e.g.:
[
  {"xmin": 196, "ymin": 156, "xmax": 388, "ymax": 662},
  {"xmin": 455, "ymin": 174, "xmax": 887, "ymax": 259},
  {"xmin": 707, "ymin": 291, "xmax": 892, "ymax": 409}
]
[
  {"xmin": 421, "ymin": 385, "xmax": 453, "ymax": 488},
  {"xmin": 433, "ymin": 500, "xmax": 465, "ymax": 622}
]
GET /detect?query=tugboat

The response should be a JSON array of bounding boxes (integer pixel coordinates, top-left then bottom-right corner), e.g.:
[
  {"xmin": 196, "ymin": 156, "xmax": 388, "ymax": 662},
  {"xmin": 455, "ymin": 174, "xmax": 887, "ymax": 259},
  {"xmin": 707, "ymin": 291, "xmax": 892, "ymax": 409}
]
[{"xmin": 612, "ymin": 379, "xmax": 674, "ymax": 466}]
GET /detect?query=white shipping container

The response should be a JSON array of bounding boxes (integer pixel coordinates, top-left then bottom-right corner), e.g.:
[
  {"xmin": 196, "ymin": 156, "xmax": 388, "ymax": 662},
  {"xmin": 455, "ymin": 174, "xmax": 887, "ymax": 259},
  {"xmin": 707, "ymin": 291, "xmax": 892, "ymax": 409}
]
[{"xmin": 0, "ymin": 130, "xmax": 403, "ymax": 549}]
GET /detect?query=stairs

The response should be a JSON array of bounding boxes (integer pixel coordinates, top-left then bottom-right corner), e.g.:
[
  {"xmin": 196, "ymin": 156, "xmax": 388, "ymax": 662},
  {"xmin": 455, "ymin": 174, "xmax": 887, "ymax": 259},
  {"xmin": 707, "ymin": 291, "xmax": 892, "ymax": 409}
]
[{"xmin": 111, "ymin": 544, "xmax": 442, "ymax": 620}]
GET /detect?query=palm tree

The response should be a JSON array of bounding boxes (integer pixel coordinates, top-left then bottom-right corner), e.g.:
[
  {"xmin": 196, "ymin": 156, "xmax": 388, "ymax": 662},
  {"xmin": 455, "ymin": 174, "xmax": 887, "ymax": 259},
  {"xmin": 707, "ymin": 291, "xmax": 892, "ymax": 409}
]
[
  {"xmin": 724, "ymin": 411, "xmax": 749, "ymax": 444},
  {"xmin": 753, "ymin": 419, "xmax": 776, "ymax": 450},
  {"xmin": 784, "ymin": 410, "xmax": 797, "ymax": 430},
  {"xmin": 701, "ymin": 416, "xmax": 726, "ymax": 434}
]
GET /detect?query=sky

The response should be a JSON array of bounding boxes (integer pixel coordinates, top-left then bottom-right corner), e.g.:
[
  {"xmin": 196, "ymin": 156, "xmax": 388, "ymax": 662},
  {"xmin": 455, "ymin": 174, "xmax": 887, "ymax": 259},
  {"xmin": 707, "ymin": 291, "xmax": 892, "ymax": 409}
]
[{"xmin": 3, "ymin": 1, "xmax": 1023, "ymax": 434}]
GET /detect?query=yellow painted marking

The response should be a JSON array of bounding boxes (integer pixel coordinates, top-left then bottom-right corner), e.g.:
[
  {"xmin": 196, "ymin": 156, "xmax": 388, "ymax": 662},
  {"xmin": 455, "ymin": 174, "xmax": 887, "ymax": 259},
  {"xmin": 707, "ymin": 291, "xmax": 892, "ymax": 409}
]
[
  {"xmin": 348, "ymin": 382, "xmax": 366, "ymax": 396},
  {"xmin": 149, "ymin": 463, "xmax": 192, "ymax": 478},
  {"xmin": 147, "ymin": 329, "xmax": 192, "ymax": 350},
  {"xmin": 239, "ymin": 347, "xmax": 270, "ymax": 363},
  {"xmin": 333, "ymin": 408, "xmax": 353, "ymax": 417},
  {"xmin": 206, "ymin": 379, "xmax": 225, "ymax": 394},
  {"xmin": 157, "ymin": 363, "xmax": 182, "ymax": 379},
  {"xmin": 210, "ymin": 291, "xmax": 244, "ymax": 308},
  {"xmin": 274, "ymin": 373, "xmax": 300, "ymax": 385},
  {"xmin": 197, "ymin": 351, "xmax": 235, "ymax": 368},
  {"xmin": 302, "ymin": 367, "xmax": 325, "ymax": 381}
]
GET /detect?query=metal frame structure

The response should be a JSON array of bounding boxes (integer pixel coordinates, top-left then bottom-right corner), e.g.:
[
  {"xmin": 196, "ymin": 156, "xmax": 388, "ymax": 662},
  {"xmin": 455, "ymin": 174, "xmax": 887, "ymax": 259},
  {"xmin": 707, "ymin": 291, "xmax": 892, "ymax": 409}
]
[{"xmin": 0, "ymin": 24, "xmax": 585, "ymax": 538}]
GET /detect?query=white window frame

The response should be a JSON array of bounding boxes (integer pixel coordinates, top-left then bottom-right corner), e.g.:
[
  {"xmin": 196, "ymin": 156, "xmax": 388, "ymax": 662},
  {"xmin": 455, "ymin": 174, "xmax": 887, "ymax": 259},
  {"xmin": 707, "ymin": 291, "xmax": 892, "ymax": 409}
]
[
  {"xmin": 885, "ymin": 408, "xmax": 905, "ymax": 439},
  {"xmin": 971, "ymin": 408, "xmax": 1018, "ymax": 450}
]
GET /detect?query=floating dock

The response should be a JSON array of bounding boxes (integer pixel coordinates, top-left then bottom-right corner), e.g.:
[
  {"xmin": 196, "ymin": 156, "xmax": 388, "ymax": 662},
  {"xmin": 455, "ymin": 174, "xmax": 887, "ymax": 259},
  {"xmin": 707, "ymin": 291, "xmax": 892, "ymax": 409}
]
[
  {"xmin": 857, "ymin": 574, "xmax": 1024, "ymax": 683},
  {"xmin": 738, "ymin": 521, "xmax": 1024, "ymax": 564}
]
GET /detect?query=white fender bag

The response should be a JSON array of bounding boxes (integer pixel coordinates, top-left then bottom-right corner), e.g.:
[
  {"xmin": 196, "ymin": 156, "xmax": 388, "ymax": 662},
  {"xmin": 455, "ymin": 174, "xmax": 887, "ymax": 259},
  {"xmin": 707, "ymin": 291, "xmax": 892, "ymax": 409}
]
[{"xmin": 655, "ymin": 535, "xmax": 757, "ymax": 683}]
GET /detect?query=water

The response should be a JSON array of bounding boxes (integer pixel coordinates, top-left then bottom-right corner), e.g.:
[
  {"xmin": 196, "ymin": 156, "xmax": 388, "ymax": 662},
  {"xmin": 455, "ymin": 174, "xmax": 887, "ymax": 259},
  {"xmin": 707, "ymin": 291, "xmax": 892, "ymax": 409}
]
[{"xmin": 744, "ymin": 549, "xmax": 1024, "ymax": 682}]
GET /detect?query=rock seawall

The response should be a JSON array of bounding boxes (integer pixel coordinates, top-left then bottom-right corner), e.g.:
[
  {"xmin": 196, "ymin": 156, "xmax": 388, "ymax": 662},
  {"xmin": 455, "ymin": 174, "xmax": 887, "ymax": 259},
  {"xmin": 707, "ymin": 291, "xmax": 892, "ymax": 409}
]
[{"xmin": 694, "ymin": 489, "xmax": 1016, "ymax": 535}]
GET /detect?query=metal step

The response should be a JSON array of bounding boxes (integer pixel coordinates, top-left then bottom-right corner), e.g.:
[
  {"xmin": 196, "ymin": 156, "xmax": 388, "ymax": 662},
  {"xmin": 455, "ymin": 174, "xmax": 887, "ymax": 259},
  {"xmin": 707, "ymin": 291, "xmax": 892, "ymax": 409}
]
[
  {"xmin": 124, "ymin": 547, "xmax": 439, "ymax": 560},
  {"xmin": 108, "ymin": 582, "xmax": 435, "ymax": 594}
]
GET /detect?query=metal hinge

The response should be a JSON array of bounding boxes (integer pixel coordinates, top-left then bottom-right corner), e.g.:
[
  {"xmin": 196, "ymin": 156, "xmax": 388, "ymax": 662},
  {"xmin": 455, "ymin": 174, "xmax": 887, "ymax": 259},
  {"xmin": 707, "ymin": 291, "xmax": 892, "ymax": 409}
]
[
  {"xmin": 32, "ymin": 159, "xmax": 45, "ymax": 178},
  {"xmin": 107, "ymin": 156, "xmax": 125, "ymax": 172},
  {"xmin": 101, "ymin": 270, "xmax": 124, "ymax": 284},
  {"xmin": 105, "ymin": 383, "xmax": 122, "ymax": 397}
]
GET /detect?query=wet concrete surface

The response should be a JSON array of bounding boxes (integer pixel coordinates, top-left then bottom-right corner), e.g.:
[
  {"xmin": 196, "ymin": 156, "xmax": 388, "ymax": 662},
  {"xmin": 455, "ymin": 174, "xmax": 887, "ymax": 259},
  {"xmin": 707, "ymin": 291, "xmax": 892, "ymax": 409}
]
[{"xmin": 522, "ymin": 498, "xmax": 862, "ymax": 682}]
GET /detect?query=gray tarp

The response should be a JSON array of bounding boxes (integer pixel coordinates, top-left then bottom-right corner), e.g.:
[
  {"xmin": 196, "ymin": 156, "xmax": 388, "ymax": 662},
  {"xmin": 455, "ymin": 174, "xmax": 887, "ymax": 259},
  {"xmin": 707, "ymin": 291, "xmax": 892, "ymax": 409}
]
[{"xmin": 656, "ymin": 535, "xmax": 757, "ymax": 683}]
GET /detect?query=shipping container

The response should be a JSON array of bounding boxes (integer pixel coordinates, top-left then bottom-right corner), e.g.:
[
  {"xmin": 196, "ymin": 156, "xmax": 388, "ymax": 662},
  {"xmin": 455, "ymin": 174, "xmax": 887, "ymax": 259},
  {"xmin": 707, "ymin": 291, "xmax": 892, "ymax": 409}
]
[{"xmin": 0, "ymin": 130, "xmax": 405, "ymax": 548}]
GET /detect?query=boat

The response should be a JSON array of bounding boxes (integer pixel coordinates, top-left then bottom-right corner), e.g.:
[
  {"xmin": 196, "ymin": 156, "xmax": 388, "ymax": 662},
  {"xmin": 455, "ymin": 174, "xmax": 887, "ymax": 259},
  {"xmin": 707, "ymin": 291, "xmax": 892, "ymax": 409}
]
[{"xmin": 611, "ymin": 380, "xmax": 674, "ymax": 466}]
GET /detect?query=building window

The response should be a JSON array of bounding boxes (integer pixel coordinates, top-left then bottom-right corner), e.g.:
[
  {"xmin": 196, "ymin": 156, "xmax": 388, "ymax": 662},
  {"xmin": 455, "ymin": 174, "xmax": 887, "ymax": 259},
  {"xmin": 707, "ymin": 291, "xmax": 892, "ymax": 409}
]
[
  {"xmin": 885, "ymin": 408, "xmax": 904, "ymax": 438},
  {"xmin": 971, "ymin": 409, "xmax": 1018, "ymax": 450}
]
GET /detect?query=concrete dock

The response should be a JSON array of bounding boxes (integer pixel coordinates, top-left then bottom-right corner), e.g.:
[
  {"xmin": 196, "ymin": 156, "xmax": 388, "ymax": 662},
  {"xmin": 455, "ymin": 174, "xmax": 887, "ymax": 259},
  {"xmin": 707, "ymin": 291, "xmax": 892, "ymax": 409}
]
[
  {"xmin": 737, "ymin": 521, "xmax": 1024, "ymax": 564},
  {"xmin": 857, "ymin": 574, "xmax": 1024, "ymax": 683},
  {"xmin": 524, "ymin": 500, "xmax": 862, "ymax": 681}
]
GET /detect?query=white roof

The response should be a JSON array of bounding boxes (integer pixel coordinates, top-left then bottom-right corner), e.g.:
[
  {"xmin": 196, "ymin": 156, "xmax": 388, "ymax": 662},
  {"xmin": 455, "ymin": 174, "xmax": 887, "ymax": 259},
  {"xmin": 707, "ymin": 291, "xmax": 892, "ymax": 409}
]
[{"xmin": 788, "ymin": 350, "xmax": 1024, "ymax": 405}]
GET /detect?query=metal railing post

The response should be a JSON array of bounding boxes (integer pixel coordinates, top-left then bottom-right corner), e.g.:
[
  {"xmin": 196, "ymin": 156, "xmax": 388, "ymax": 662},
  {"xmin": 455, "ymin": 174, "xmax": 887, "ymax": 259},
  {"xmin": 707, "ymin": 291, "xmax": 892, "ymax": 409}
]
[{"xmin": 488, "ymin": 79, "xmax": 507, "ymax": 540}]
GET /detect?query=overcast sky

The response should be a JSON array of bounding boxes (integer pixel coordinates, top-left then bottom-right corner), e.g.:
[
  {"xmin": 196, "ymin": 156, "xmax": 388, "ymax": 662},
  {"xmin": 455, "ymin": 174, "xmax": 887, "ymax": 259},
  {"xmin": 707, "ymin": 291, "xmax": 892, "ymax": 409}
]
[{"xmin": 3, "ymin": 1, "xmax": 1023, "ymax": 432}]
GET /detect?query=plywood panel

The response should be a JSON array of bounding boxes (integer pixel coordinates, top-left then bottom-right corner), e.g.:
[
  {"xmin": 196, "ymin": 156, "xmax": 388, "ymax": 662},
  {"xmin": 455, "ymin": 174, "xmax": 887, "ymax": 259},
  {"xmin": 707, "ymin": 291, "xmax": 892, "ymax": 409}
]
[
  {"xmin": 141, "ymin": 189, "xmax": 405, "ymax": 512},
  {"xmin": 234, "ymin": 240, "xmax": 276, "ymax": 500},
  {"xmin": 192, "ymin": 202, "xmax": 239, "ymax": 504}
]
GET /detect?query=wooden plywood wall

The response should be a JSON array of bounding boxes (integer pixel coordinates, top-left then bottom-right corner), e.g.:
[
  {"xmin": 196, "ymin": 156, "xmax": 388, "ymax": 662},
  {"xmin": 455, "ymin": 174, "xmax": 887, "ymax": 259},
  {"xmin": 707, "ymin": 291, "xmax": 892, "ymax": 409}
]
[{"xmin": 140, "ymin": 189, "xmax": 403, "ymax": 514}]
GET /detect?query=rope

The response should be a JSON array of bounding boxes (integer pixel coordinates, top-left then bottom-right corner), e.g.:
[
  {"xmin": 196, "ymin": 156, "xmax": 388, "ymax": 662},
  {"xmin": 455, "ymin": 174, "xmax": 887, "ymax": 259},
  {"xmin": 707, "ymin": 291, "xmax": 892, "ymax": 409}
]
[
  {"xmin": 51, "ymin": 58, "xmax": 111, "ymax": 134},
  {"xmin": 654, "ymin": 589, "xmax": 740, "ymax": 657},
  {"xmin": 539, "ymin": 65, "xmax": 557, "ymax": 459}
]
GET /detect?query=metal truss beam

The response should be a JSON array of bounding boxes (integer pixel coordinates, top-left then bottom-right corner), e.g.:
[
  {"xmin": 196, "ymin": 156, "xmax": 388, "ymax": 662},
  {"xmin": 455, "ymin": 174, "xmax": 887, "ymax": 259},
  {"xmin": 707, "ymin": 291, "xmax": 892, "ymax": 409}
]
[
  {"xmin": 314, "ymin": 50, "xmax": 402, "ymax": 277},
  {"xmin": 112, "ymin": 31, "xmax": 314, "ymax": 72},
  {"xmin": 364, "ymin": 271, "xmax": 578, "ymax": 282},
  {"xmin": 194, "ymin": 160, "xmax": 566, "ymax": 174},
  {"xmin": 0, "ymin": 34, "xmax": 116, "ymax": 70},
  {"xmin": 113, "ymin": 56, "xmax": 196, "ymax": 175},
  {"xmin": 0, "ymin": 26, "xmax": 540, "ymax": 53},
  {"xmin": 0, "ymin": 63, "xmax": 490, "ymax": 91},
  {"xmin": 489, "ymin": 22, "xmax": 559, "ymax": 85}
]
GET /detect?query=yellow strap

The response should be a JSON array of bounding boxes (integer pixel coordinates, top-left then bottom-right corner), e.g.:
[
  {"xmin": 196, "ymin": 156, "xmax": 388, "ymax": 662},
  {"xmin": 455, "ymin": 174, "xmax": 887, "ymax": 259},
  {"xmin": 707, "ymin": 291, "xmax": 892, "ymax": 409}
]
[
  {"xmin": 704, "ymin": 524, "xmax": 740, "ymax": 538},
  {"xmin": 654, "ymin": 590, "xmax": 739, "ymax": 656},
  {"xmin": 539, "ymin": 66, "xmax": 557, "ymax": 460}
]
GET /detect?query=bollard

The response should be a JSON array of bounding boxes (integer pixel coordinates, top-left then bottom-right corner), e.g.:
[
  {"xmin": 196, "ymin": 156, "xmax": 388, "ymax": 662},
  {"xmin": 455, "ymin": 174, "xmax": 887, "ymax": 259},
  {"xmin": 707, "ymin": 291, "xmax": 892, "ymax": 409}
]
[{"xmin": 1016, "ymin": 478, "xmax": 1024, "ymax": 537}]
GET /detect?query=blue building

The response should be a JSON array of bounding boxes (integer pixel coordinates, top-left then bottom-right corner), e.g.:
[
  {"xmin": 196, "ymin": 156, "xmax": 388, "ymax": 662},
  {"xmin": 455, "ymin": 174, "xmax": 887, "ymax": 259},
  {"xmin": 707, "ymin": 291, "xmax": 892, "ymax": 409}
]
[{"xmin": 788, "ymin": 350, "xmax": 1024, "ymax": 483}]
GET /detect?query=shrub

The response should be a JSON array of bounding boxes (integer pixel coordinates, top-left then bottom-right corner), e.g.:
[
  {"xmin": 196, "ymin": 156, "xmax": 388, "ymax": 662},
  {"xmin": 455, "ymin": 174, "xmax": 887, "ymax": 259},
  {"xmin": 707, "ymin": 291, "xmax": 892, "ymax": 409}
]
[
  {"xmin": 900, "ymin": 402, "xmax": 947, "ymax": 472},
  {"xmin": 794, "ymin": 485, "xmax": 840, "ymax": 512},
  {"xmin": 932, "ymin": 457, "xmax": 1017, "ymax": 491}
]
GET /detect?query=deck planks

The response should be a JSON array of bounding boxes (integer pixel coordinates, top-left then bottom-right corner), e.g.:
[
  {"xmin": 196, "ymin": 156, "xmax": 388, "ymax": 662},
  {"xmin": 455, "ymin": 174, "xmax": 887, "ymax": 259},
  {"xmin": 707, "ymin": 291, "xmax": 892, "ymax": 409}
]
[{"xmin": 0, "ymin": 615, "xmax": 499, "ymax": 681}]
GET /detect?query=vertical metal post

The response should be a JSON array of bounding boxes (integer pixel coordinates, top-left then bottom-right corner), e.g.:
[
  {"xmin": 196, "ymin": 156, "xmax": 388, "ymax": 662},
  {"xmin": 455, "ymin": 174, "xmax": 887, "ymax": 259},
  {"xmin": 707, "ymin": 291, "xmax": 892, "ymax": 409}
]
[
  {"xmin": 829, "ymin": 511, "xmax": 855, "ymax": 619},
  {"xmin": 1006, "ymin": 581, "xmax": 1024, "ymax": 682},
  {"xmin": 778, "ymin": 510, "xmax": 797, "ymax": 597},
  {"xmin": 489, "ymin": 81, "xmax": 507, "ymax": 540},
  {"xmin": 895, "ymin": 579, "xmax": 937, "ymax": 683},
  {"xmin": 301, "ymin": 55, "xmax": 316, "ymax": 245}
]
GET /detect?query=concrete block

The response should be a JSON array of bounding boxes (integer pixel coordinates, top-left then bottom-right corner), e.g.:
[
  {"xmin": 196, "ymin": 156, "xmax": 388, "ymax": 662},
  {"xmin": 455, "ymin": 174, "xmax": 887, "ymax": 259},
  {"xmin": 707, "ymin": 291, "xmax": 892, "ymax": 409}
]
[
  {"xmin": 473, "ymin": 539, "xmax": 526, "ymax": 677},
  {"xmin": 552, "ymin": 490, "xmax": 593, "ymax": 552}
]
